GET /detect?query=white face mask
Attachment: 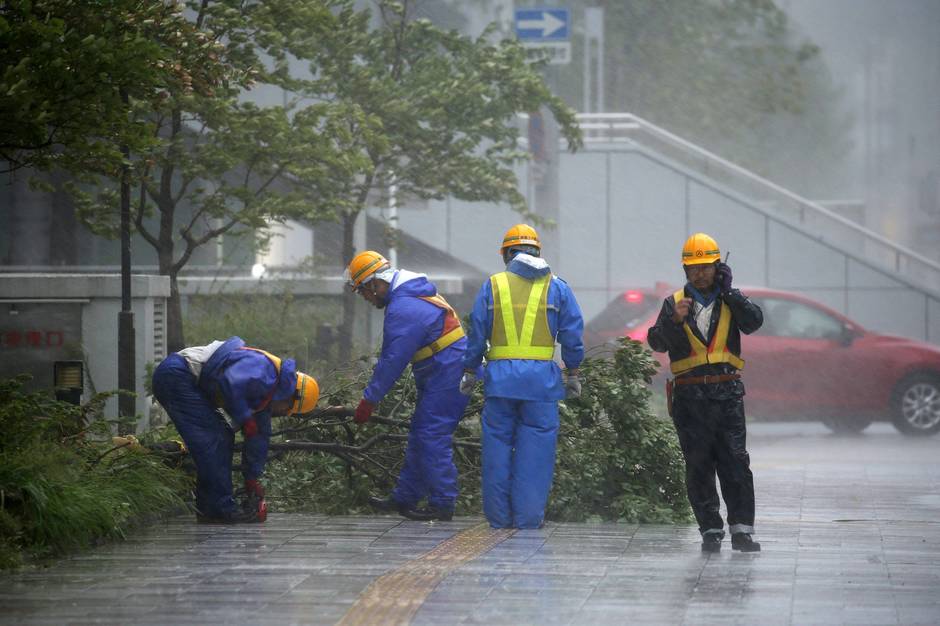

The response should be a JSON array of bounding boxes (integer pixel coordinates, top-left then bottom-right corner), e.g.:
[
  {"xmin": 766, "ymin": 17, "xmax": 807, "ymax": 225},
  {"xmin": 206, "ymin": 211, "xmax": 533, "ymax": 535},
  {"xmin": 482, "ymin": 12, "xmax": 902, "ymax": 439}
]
[
  {"xmin": 373, "ymin": 267, "xmax": 396, "ymax": 284},
  {"xmin": 344, "ymin": 264, "xmax": 392, "ymax": 291}
]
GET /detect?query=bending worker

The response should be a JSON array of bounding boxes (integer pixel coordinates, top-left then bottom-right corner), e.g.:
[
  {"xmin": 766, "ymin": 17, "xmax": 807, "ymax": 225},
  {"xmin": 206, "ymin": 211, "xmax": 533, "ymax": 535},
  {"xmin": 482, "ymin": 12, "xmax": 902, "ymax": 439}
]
[
  {"xmin": 647, "ymin": 233, "xmax": 763, "ymax": 552},
  {"xmin": 152, "ymin": 336, "xmax": 319, "ymax": 523},
  {"xmin": 461, "ymin": 224, "xmax": 584, "ymax": 529},
  {"xmin": 346, "ymin": 251, "xmax": 477, "ymax": 521}
]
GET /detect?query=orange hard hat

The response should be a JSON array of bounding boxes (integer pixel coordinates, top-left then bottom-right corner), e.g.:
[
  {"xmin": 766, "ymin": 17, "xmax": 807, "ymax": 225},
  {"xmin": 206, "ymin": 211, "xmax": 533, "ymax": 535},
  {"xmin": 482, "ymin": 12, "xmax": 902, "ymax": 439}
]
[
  {"xmin": 344, "ymin": 250, "xmax": 389, "ymax": 289},
  {"xmin": 681, "ymin": 233, "xmax": 721, "ymax": 266},
  {"xmin": 500, "ymin": 224, "xmax": 541, "ymax": 254},
  {"xmin": 291, "ymin": 372, "xmax": 320, "ymax": 415}
]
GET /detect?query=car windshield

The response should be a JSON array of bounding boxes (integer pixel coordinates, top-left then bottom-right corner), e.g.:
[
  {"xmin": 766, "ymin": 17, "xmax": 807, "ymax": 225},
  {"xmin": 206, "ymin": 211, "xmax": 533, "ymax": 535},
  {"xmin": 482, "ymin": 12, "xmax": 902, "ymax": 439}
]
[
  {"xmin": 587, "ymin": 292, "xmax": 660, "ymax": 334},
  {"xmin": 753, "ymin": 297, "xmax": 845, "ymax": 340}
]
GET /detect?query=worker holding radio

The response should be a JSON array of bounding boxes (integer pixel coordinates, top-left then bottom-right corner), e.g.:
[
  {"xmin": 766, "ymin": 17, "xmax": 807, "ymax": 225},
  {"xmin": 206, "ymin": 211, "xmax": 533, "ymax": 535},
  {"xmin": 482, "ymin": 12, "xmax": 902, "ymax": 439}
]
[{"xmin": 647, "ymin": 233, "xmax": 763, "ymax": 553}]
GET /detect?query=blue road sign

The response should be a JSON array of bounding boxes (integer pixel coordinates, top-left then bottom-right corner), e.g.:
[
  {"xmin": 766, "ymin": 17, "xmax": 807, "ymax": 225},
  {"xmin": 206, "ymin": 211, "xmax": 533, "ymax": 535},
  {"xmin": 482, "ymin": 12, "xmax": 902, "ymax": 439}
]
[{"xmin": 515, "ymin": 8, "xmax": 569, "ymax": 42}]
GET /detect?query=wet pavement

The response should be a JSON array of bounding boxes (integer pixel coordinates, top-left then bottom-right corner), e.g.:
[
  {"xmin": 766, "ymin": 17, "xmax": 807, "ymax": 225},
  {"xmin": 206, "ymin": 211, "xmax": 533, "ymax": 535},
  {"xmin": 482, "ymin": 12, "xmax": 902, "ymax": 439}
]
[{"xmin": 2, "ymin": 422, "xmax": 939, "ymax": 625}]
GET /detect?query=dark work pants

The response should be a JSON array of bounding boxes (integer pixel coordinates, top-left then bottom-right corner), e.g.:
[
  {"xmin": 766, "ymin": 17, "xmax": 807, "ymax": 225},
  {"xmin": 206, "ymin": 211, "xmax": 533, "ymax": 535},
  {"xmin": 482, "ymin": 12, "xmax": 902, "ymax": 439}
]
[{"xmin": 672, "ymin": 394, "xmax": 755, "ymax": 537}]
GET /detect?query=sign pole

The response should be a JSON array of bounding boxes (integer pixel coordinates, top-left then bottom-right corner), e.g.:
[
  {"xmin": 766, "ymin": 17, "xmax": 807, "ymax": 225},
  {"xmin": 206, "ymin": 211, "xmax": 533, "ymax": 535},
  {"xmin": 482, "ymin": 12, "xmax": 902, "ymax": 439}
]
[
  {"xmin": 118, "ymin": 88, "xmax": 136, "ymax": 435},
  {"xmin": 584, "ymin": 7, "xmax": 604, "ymax": 112}
]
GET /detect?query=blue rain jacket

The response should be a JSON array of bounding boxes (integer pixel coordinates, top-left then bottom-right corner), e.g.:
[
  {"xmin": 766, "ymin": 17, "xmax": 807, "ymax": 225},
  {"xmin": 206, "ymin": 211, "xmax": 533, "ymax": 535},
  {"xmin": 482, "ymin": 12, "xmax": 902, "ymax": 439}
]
[
  {"xmin": 463, "ymin": 255, "xmax": 585, "ymax": 401},
  {"xmin": 151, "ymin": 336, "xmax": 297, "ymax": 518},
  {"xmin": 364, "ymin": 271, "xmax": 470, "ymax": 402},
  {"xmin": 362, "ymin": 271, "xmax": 476, "ymax": 509},
  {"xmin": 198, "ymin": 336, "xmax": 297, "ymax": 480}
]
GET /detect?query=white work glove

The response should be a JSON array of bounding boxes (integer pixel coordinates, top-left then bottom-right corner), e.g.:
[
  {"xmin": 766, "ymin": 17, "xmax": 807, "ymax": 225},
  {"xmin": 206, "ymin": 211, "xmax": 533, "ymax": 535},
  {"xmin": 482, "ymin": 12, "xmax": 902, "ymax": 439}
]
[
  {"xmin": 565, "ymin": 371, "xmax": 582, "ymax": 399},
  {"xmin": 459, "ymin": 371, "xmax": 478, "ymax": 395}
]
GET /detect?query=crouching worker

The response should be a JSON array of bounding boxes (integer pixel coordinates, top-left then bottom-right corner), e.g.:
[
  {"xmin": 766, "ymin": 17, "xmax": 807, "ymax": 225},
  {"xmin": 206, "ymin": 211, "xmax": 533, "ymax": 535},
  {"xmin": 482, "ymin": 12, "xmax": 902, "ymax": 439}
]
[
  {"xmin": 346, "ymin": 251, "xmax": 478, "ymax": 522},
  {"xmin": 152, "ymin": 336, "xmax": 319, "ymax": 523}
]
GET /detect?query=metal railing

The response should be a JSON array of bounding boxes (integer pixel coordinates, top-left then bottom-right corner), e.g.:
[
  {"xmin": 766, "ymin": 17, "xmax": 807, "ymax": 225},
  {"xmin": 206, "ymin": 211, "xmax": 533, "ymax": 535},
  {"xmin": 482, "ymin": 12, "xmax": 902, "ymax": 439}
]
[{"xmin": 574, "ymin": 112, "xmax": 940, "ymax": 292}]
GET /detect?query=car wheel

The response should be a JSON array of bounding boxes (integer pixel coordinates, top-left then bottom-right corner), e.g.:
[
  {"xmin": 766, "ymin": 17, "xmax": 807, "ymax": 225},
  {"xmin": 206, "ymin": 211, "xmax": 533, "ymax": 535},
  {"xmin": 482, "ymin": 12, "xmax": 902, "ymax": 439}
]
[
  {"xmin": 891, "ymin": 373, "xmax": 940, "ymax": 436},
  {"xmin": 821, "ymin": 416, "xmax": 872, "ymax": 434}
]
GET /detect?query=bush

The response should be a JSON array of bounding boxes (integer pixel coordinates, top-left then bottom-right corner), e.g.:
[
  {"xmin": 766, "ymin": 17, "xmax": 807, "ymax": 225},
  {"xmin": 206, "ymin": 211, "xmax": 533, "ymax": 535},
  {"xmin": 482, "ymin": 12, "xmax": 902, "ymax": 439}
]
[
  {"xmin": 260, "ymin": 339, "xmax": 690, "ymax": 523},
  {"xmin": 549, "ymin": 339, "xmax": 690, "ymax": 523},
  {"xmin": 184, "ymin": 288, "xmax": 345, "ymax": 373},
  {"xmin": 0, "ymin": 377, "xmax": 190, "ymax": 569}
]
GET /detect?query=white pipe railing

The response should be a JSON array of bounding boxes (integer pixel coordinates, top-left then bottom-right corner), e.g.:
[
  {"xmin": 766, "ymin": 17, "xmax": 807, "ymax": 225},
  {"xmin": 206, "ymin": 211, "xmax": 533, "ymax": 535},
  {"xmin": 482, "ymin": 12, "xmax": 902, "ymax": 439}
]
[{"xmin": 573, "ymin": 113, "xmax": 940, "ymax": 285}]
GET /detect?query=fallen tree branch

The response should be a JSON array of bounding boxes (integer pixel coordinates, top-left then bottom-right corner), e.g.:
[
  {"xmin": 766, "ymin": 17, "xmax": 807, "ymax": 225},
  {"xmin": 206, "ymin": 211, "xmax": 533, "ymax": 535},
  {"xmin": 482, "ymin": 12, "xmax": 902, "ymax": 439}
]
[{"xmin": 268, "ymin": 432, "xmax": 409, "ymax": 454}]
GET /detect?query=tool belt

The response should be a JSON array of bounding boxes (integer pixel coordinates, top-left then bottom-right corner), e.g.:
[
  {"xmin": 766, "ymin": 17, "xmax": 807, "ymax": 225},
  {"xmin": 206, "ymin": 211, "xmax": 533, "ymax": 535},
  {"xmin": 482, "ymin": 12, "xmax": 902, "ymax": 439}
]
[
  {"xmin": 666, "ymin": 373, "xmax": 740, "ymax": 417},
  {"xmin": 673, "ymin": 373, "xmax": 741, "ymax": 386}
]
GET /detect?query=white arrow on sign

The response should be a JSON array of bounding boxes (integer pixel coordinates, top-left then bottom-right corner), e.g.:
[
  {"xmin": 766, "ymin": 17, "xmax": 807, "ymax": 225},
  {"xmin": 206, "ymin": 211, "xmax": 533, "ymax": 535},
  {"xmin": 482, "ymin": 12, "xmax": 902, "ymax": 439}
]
[{"xmin": 518, "ymin": 12, "xmax": 566, "ymax": 38}]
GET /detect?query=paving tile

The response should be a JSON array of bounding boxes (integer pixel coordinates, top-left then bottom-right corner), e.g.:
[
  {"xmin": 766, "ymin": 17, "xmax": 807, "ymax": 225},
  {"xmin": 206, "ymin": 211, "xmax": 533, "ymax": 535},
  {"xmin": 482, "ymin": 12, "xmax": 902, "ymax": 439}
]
[{"xmin": 2, "ymin": 423, "xmax": 939, "ymax": 625}]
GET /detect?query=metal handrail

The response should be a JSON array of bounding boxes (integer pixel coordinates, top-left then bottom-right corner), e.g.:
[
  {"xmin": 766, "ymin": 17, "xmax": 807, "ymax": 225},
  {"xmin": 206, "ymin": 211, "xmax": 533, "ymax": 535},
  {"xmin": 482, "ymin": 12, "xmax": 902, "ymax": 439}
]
[{"xmin": 574, "ymin": 112, "xmax": 940, "ymax": 279}]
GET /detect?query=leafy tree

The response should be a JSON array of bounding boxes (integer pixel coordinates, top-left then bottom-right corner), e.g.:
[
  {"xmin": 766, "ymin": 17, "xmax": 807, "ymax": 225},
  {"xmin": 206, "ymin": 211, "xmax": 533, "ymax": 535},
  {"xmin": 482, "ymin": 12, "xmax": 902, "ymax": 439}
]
[
  {"xmin": 0, "ymin": 0, "xmax": 214, "ymax": 174},
  {"xmin": 523, "ymin": 0, "xmax": 849, "ymax": 195},
  {"xmin": 285, "ymin": 0, "xmax": 583, "ymax": 359},
  {"xmin": 7, "ymin": 0, "xmax": 581, "ymax": 355},
  {"xmin": 68, "ymin": 1, "xmax": 354, "ymax": 352}
]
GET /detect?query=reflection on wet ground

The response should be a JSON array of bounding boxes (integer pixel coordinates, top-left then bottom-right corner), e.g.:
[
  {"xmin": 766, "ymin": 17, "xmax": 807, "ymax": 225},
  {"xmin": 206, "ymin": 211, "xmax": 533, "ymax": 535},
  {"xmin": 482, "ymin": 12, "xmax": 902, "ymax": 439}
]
[{"xmin": 2, "ymin": 423, "xmax": 938, "ymax": 625}]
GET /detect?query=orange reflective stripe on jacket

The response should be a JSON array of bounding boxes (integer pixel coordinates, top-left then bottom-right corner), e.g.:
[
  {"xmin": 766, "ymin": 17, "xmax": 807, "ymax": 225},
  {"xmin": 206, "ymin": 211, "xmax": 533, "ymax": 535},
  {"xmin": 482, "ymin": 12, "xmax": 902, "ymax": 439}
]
[
  {"xmin": 669, "ymin": 288, "xmax": 745, "ymax": 375},
  {"xmin": 411, "ymin": 294, "xmax": 466, "ymax": 363}
]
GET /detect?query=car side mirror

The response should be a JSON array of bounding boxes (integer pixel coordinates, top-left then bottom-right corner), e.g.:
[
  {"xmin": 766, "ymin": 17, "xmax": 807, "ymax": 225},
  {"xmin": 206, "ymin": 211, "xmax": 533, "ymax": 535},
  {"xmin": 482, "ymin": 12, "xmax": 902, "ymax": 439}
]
[{"xmin": 838, "ymin": 324, "xmax": 860, "ymax": 347}]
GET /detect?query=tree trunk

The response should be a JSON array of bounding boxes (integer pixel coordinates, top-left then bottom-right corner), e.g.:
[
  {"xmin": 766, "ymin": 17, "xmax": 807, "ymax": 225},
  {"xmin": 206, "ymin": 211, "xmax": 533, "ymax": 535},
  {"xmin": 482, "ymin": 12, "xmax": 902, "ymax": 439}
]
[
  {"xmin": 165, "ymin": 273, "xmax": 185, "ymax": 353},
  {"xmin": 337, "ymin": 211, "xmax": 358, "ymax": 362},
  {"xmin": 157, "ymin": 223, "xmax": 184, "ymax": 352},
  {"xmin": 157, "ymin": 109, "xmax": 184, "ymax": 352}
]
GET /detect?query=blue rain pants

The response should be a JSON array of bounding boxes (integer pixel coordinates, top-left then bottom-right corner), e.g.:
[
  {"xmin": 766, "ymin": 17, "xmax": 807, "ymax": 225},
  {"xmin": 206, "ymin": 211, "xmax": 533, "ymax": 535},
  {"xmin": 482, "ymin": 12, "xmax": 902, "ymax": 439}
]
[
  {"xmin": 392, "ymin": 386, "xmax": 470, "ymax": 511},
  {"xmin": 481, "ymin": 397, "xmax": 560, "ymax": 529},
  {"xmin": 362, "ymin": 271, "xmax": 476, "ymax": 513},
  {"xmin": 152, "ymin": 354, "xmax": 239, "ymax": 518}
]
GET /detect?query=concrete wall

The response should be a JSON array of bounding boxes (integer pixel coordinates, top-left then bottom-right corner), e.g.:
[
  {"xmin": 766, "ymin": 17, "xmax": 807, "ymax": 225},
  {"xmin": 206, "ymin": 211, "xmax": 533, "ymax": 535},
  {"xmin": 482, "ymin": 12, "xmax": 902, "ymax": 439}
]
[
  {"xmin": 395, "ymin": 143, "xmax": 940, "ymax": 344},
  {"xmin": 0, "ymin": 274, "xmax": 170, "ymax": 431}
]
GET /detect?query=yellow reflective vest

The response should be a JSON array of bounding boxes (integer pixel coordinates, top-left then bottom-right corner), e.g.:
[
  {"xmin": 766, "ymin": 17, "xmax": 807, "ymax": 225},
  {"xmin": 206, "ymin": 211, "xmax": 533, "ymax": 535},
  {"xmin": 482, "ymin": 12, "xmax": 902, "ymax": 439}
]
[
  {"xmin": 669, "ymin": 288, "xmax": 745, "ymax": 375},
  {"xmin": 487, "ymin": 271, "xmax": 555, "ymax": 360}
]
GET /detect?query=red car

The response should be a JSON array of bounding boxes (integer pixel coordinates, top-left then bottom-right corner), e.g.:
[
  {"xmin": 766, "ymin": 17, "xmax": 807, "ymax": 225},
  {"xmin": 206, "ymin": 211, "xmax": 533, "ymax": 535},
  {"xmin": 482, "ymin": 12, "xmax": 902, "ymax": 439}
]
[{"xmin": 584, "ymin": 286, "xmax": 940, "ymax": 436}]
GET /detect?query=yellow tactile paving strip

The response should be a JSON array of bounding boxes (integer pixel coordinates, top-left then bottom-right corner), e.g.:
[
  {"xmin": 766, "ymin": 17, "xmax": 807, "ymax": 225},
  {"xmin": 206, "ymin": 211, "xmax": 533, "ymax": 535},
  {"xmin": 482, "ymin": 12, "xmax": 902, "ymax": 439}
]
[{"xmin": 336, "ymin": 522, "xmax": 516, "ymax": 626}]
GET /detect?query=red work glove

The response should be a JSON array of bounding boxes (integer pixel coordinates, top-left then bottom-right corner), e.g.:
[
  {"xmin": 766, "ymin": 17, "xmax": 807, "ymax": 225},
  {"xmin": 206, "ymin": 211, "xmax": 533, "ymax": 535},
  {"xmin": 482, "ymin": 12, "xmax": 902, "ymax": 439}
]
[
  {"xmin": 244, "ymin": 479, "xmax": 265, "ymax": 499},
  {"xmin": 243, "ymin": 479, "xmax": 267, "ymax": 522},
  {"xmin": 354, "ymin": 399, "xmax": 375, "ymax": 424},
  {"xmin": 242, "ymin": 417, "xmax": 258, "ymax": 439}
]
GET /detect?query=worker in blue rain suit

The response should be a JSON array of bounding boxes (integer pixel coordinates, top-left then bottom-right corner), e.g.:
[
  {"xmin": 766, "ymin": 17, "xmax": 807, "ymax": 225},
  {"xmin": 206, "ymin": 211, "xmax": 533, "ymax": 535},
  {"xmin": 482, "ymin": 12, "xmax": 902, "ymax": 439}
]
[
  {"xmin": 461, "ymin": 224, "xmax": 584, "ymax": 529},
  {"xmin": 346, "ymin": 251, "xmax": 478, "ymax": 521},
  {"xmin": 647, "ymin": 233, "xmax": 763, "ymax": 552},
  {"xmin": 152, "ymin": 336, "xmax": 319, "ymax": 523}
]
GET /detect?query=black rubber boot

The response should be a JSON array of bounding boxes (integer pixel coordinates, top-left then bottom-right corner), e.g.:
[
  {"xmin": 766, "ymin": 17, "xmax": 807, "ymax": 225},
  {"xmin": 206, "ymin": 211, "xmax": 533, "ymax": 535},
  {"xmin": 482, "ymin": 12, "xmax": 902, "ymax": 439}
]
[
  {"xmin": 429, "ymin": 507, "xmax": 454, "ymax": 522},
  {"xmin": 368, "ymin": 495, "xmax": 404, "ymax": 513},
  {"xmin": 398, "ymin": 506, "xmax": 438, "ymax": 522},
  {"xmin": 701, "ymin": 534, "xmax": 722, "ymax": 553},
  {"xmin": 400, "ymin": 506, "xmax": 454, "ymax": 522},
  {"xmin": 731, "ymin": 533, "xmax": 761, "ymax": 552},
  {"xmin": 196, "ymin": 509, "xmax": 262, "ymax": 524},
  {"xmin": 370, "ymin": 495, "xmax": 453, "ymax": 521}
]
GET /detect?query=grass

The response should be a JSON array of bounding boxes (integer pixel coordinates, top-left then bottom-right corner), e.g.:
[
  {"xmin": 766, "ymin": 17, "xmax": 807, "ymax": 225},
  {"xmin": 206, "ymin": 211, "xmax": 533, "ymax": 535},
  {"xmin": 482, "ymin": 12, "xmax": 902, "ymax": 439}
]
[{"xmin": 0, "ymin": 377, "xmax": 190, "ymax": 570}]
